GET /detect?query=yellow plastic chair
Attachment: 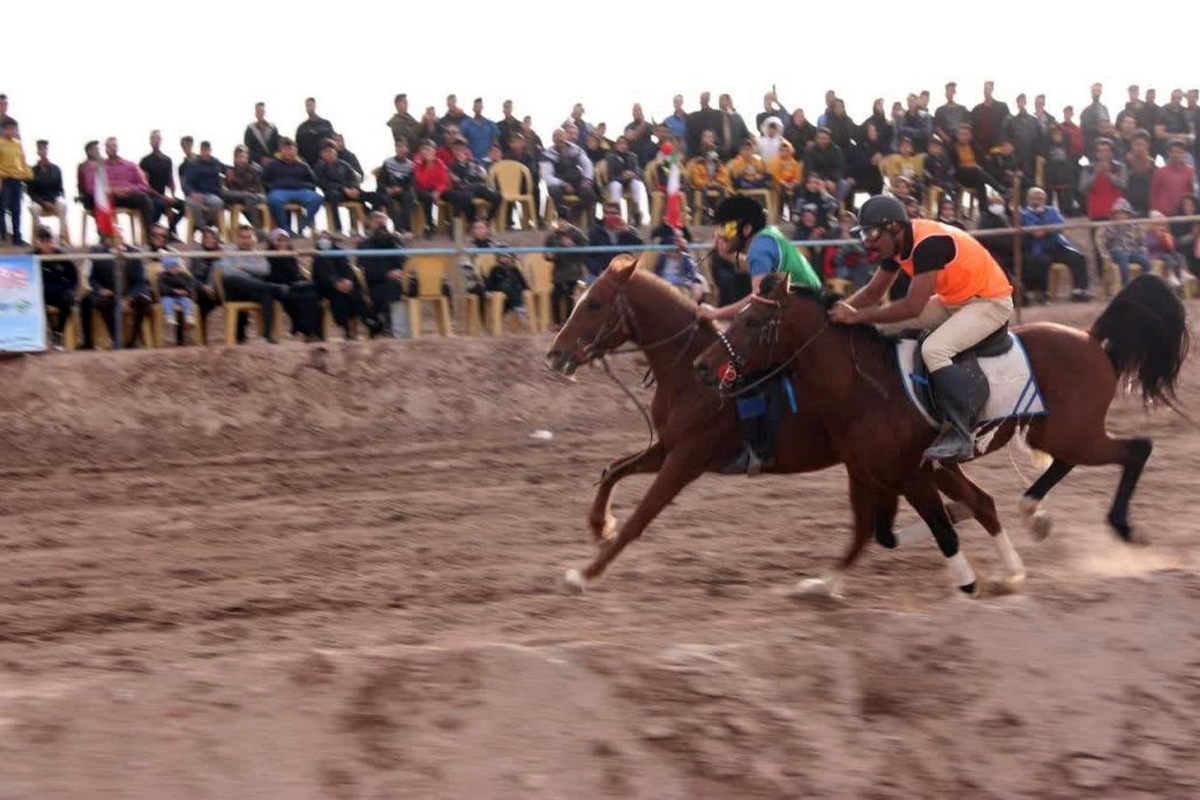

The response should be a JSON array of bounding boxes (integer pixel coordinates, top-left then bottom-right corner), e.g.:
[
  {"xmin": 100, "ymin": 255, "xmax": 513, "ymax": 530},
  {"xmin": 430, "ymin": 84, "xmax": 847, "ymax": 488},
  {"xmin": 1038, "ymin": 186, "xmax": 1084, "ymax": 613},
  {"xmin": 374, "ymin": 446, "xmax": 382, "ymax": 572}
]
[
  {"xmin": 213, "ymin": 267, "xmax": 283, "ymax": 344},
  {"xmin": 523, "ymin": 252, "xmax": 555, "ymax": 333},
  {"xmin": 227, "ymin": 202, "xmax": 271, "ymax": 236},
  {"xmin": 488, "ymin": 161, "xmax": 538, "ymax": 230},
  {"xmin": 404, "ymin": 254, "xmax": 452, "ymax": 338},
  {"xmin": 325, "ymin": 201, "xmax": 367, "ymax": 236}
]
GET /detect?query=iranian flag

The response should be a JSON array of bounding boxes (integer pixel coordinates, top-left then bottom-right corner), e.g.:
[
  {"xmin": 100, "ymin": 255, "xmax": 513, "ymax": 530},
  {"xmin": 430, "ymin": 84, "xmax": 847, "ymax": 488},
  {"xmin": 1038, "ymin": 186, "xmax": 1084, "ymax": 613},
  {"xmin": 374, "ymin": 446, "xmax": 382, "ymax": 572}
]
[
  {"xmin": 661, "ymin": 142, "xmax": 684, "ymax": 229},
  {"xmin": 93, "ymin": 159, "xmax": 115, "ymax": 239}
]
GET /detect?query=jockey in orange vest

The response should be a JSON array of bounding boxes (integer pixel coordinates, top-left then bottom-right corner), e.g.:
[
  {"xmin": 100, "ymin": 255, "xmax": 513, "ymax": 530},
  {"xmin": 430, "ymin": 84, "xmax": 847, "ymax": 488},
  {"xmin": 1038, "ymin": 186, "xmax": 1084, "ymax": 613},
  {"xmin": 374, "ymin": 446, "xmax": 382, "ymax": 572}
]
[{"xmin": 829, "ymin": 195, "xmax": 1014, "ymax": 462}]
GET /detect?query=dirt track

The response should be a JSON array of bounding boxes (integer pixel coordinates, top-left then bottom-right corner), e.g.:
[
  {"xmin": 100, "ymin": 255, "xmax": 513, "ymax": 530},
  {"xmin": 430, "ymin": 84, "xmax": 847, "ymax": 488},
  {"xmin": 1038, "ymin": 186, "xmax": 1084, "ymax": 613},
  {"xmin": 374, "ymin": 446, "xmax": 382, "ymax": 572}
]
[{"xmin": 1, "ymin": 301, "xmax": 1200, "ymax": 799}]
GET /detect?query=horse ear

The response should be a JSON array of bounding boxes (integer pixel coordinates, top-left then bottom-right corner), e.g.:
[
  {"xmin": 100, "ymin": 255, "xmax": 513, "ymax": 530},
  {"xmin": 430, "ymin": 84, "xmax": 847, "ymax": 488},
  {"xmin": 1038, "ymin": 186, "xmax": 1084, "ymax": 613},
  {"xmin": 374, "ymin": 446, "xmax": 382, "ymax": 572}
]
[{"xmin": 609, "ymin": 254, "xmax": 638, "ymax": 283}]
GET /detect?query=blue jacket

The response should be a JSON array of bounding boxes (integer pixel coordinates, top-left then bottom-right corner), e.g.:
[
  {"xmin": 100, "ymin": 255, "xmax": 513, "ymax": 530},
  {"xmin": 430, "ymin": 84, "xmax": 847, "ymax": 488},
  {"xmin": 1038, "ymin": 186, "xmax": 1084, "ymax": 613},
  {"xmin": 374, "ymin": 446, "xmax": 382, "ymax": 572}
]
[
  {"xmin": 183, "ymin": 157, "xmax": 225, "ymax": 195},
  {"xmin": 460, "ymin": 116, "xmax": 500, "ymax": 161},
  {"xmin": 1020, "ymin": 206, "xmax": 1072, "ymax": 257}
]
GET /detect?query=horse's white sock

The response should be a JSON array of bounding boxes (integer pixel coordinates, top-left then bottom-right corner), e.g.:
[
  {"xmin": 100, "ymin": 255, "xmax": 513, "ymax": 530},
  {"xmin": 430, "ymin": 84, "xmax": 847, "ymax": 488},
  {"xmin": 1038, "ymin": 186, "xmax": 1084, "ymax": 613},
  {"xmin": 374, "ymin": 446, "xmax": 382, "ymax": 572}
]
[
  {"xmin": 992, "ymin": 531, "xmax": 1025, "ymax": 577},
  {"xmin": 892, "ymin": 519, "xmax": 932, "ymax": 546},
  {"xmin": 947, "ymin": 552, "xmax": 976, "ymax": 588}
]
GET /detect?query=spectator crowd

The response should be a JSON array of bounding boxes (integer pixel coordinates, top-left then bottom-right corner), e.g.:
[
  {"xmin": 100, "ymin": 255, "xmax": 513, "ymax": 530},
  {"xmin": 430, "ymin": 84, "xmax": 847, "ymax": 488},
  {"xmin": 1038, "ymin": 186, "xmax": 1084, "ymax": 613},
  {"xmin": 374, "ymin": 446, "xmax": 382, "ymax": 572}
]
[{"xmin": 1, "ymin": 80, "xmax": 1198, "ymax": 349}]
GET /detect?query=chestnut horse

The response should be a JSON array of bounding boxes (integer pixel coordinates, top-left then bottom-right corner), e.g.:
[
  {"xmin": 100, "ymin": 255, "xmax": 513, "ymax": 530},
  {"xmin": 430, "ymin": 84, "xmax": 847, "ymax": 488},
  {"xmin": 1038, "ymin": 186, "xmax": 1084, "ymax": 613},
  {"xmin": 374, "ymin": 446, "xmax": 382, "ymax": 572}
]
[
  {"xmin": 545, "ymin": 255, "xmax": 1008, "ymax": 596},
  {"xmin": 693, "ymin": 273, "xmax": 1189, "ymax": 595}
]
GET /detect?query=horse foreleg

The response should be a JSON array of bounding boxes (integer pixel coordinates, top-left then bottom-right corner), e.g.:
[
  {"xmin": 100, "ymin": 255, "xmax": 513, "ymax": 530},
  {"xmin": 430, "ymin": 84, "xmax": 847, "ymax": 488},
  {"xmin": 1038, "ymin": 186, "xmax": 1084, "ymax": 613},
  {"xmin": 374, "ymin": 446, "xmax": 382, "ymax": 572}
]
[
  {"xmin": 565, "ymin": 447, "xmax": 708, "ymax": 592},
  {"xmin": 793, "ymin": 478, "xmax": 892, "ymax": 600},
  {"xmin": 588, "ymin": 443, "xmax": 667, "ymax": 543},
  {"xmin": 905, "ymin": 476, "xmax": 979, "ymax": 597},
  {"xmin": 937, "ymin": 465, "xmax": 1025, "ymax": 587},
  {"xmin": 1019, "ymin": 458, "xmax": 1075, "ymax": 541},
  {"xmin": 876, "ymin": 464, "xmax": 977, "ymax": 549}
]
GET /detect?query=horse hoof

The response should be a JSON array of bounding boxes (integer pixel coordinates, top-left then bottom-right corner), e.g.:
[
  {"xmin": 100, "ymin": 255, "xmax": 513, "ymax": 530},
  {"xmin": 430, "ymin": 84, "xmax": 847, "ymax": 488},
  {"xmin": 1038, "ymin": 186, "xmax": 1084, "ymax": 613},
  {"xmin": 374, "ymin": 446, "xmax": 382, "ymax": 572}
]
[
  {"xmin": 1029, "ymin": 511, "xmax": 1052, "ymax": 541},
  {"xmin": 789, "ymin": 576, "xmax": 844, "ymax": 601},
  {"xmin": 986, "ymin": 571, "xmax": 1026, "ymax": 594},
  {"xmin": 956, "ymin": 581, "xmax": 981, "ymax": 599},
  {"xmin": 563, "ymin": 568, "xmax": 587, "ymax": 595}
]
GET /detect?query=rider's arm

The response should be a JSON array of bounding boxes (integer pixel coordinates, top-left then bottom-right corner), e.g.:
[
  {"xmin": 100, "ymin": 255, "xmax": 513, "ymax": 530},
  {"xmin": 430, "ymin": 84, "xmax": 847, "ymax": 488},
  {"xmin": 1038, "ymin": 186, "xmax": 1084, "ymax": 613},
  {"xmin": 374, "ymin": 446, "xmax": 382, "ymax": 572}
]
[
  {"xmin": 853, "ymin": 234, "xmax": 954, "ymax": 324},
  {"xmin": 843, "ymin": 266, "xmax": 895, "ymax": 310},
  {"xmin": 702, "ymin": 237, "xmax": 773, "ymax": 320}
]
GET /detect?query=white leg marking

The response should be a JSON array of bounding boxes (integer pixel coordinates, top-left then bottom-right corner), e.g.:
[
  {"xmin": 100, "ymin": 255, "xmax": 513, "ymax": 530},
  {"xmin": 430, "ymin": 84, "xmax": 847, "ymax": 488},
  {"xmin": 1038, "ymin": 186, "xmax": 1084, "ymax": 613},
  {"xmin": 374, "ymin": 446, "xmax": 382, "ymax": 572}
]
[
  {"xmin": 947, "ymin": 551, "xmax": 978, "ymax": 591},
  {"xmin": 991, "ymin": 531, "xmax": 1026, "ymax": 584},
  {"xmin": 790, "ymin": 571, "xmax": 845, "ymax": 600},
  {"xmin": 563, "ymin": 568, "xmax": 587, "ymax": 594},
  {"xmin": 600, "ymin": 513, "xmax": 618, "ymax": 542}
]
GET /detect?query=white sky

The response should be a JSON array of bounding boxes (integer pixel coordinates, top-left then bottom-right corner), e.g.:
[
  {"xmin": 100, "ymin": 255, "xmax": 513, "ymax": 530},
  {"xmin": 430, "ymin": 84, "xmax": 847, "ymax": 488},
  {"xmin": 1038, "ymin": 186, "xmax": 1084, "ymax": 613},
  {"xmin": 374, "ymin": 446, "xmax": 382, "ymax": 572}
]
[{"xmin": 5, "ymin": 0, "xmax": 1197, "ymax": 191}]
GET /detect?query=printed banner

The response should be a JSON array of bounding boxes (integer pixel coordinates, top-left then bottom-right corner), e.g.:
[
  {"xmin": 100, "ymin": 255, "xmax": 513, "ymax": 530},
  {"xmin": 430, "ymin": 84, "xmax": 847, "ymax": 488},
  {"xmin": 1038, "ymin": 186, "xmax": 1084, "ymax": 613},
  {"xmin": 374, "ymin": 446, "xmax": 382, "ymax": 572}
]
[{"xmin": 0, "ymin": 255, "xmax": 46, "ymax": 353}]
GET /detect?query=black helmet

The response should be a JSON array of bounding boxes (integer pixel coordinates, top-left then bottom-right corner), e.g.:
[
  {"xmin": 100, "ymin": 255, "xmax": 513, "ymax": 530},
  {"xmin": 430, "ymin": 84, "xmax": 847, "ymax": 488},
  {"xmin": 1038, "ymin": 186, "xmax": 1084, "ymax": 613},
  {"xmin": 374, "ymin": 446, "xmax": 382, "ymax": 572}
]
[
  {"xmin": 852, "ymin": 195, "xmax": 908, "ymax": 235},
  {"xmin": 713, "ymin": 195, "xmax": 767, "ymax": 238}
]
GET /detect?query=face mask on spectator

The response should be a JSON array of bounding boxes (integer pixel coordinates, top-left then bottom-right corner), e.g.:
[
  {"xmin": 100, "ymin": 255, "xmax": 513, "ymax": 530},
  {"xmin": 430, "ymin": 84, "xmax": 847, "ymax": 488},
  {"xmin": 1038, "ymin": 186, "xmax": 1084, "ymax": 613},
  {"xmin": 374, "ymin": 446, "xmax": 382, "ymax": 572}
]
[{"xmin": 317, "ymin": 238, "xmax": 333, "ymax": 250}]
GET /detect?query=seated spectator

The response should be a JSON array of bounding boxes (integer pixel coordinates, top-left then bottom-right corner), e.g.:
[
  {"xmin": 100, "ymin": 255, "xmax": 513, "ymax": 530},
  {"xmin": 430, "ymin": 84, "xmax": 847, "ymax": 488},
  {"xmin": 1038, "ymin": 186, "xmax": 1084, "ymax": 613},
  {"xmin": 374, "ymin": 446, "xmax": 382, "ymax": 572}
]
[
  {"xmin": 377, "ymin": 139, "xmax": 416, "ymax": 233},
  {"xmin": 792, "ymin": 203, "xmax": 828, "ymax": 244},
  {"xmin": 266, "ymin": 229, "xmax": 323, "ymax": 340},
  {"xmin": 543, "ymin": 216, "xmax": 588, "ymax": 326},
  {"xmin": 312, "ymin": 231, "xmax": 377, "ymax": 338},
  {"xmin": 583, "ymin": 131, "xmax": 608, "ymax": 166},
  {"xmin": 217, "ymin": 224, "xmax": 283, "ymax": 344},
  {"xmin": 79, "ymin": 228, "xmax": 153, "ymax": 349},
  {"xmin": 358, "ymin": 212, "xmax": 410, "ymax": 334},
  {"xmin": 182, "ymin": 140, "xmax": 226, "ymax": 230},
  {"xmin": 435, "ymin": 124, "xmax": 460, "ymax": 166},
  {"xmin": 1123, "ymin": 129, "xmax": 1156, "ymax": 216},
  {"xmin": 1039, "ymin": 126, "xmax": 1078, "ymax": 215},
  {"xmin": 984, "ymin": 139, "xmax": 1027, "ymax": 200},
  {"xmin": 783, "ymin": 108, "xmax": 817, "ymax": 155},
  {"xmin": 975, "ymin": 195, "xmax": 1018, "ymax": 290},
  {"xmin": 189, "ymin": 226, "xmax": 224, "ymax": 335},
  {"xmin": 728, "ymin": 137, "xmax": 772, "ymax": 191},
  {"xmin": 848, "ymin": 120, "xmax": 890, "ymax": 198},
  {"xmin": 244, "ymin": 101, "xmax": 281, "ymax": 165},
  {"xmin": 482, "ymin": 142, "xmax": 504, "ymax": 171},
  {"xmin": 653, "ymin": 226, "xmax": 707, "ymax": 301},
  {"xmin": 25, "ymin": 139, "xmax": 69, "ymax": 243},
  {"xmin": 880, "ymin": 135, "xmax": 925, "ymax": 193},
  {"xmin": 445, "ymin": 139, "xmax": 500, "ymax": 222},
  {"xmin": 688, "ymin": 148, "xmax": 732, "ymax": 222},
  {"xmin": 333, "ymin": 133, "xmax": 363, "ymax": 178},
  {"xmin": 710, "ymin": 247, "xmax": 749, "ymax": 307},
  {"xmin": 1150, "ymin": 139, "xmax": 1197, "ymax": 216},
  {"xmin": 935, "ymin": 197, "xmax": 966, "ymax": 229},
  {"xmin": 794, "ymin": 171, "xmax": 838, "ymax": 226},
  {"xmin": 505, "ymin": 133, "xmax": 541, "ymax": 228},
  {"xmin": 468, "ymin": 219, "xmax": 528, "ymax": 319},
  {"xmin": 262, "ymin": 137, "xmax": 323, "ymax": 236},
  {"xmin": 802, "ymin": 127, "xmax": 849, "ymax": 202},
  {"xmin": 413, "ymin": 139, "xmax": 450, "ymax": 236},
  {"xmin": 585, "ymin": 201, "xmax": 643, "ymax": 280},
  {"xmin": 1147, "ymin": 210, "xmax": 1189, "ymax": 288},
  {"xmin": 603, "ymin": 136, "xmax": 649, "ymax": 227},
  {"xmin": 922, "ymin": 135, "xmax": 956, "ymax": 201},
  {"xmin": 1173, "ymin": 195, "xmax": 1200, "ymax": 279},
  {"xmin": 757, "ymin": 117, "xmax": 785, "ymax": 164},
  {"xmin": 314, "ymin": 141, "xmax": 374, "ymax": 233},
  {"xmin": 76, "ymin": 140, "xmax": 99, "ymax": 211},
  {"xmin": 830, "ymin": 212, "xmax": 872, "ymax": 289},
  {"xmin": 156, "ymin": 250, "xmax": 197, "ymax": 344},
  {"xmin": 139, "ymin": 130, "xmax": 185, "ymax": 237},
  {"xmin": 948, "ymin": 123, "xmax": 997, "ymax": 211},
  {"xmin": 0, "ymin": 118, "xmax": 33, "ymax": 244},
  {"xmin": 891, "ymin": 175, "xmax": 919, "ymax": 211},
  {"xmin": 770, "ymin": 139, "xmax": 803, "ymax": 218},
  {"xmin": 540, "ymin": 128, "xmax": 596, "ymax": 226},
  {"xmin": 33, "ymin": 226, "xmax": 78, "ymax": 349},
  {"xmin": 222, "ymin": 145, "xmax": 268, "ymax": 230},
  {"xmin": 1021, "ymin": 187, "xmax": 1091, "ymax": 302},
  {"xmin": 1102, "ymin": 198, "xmax": 1151, "ymax": 287}
]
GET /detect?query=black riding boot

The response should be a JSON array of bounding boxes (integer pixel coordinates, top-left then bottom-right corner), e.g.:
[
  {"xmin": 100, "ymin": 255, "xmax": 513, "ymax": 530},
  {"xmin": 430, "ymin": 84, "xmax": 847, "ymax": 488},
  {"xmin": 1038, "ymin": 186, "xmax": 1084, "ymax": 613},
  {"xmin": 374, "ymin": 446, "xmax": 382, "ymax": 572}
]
[
  {"xmin": 720, "ymin": 391, "xmax": 777, "ymax": 476},
  {"xmin": 924, "ymin": 364, "xmax": 982, "ymax": 462}
]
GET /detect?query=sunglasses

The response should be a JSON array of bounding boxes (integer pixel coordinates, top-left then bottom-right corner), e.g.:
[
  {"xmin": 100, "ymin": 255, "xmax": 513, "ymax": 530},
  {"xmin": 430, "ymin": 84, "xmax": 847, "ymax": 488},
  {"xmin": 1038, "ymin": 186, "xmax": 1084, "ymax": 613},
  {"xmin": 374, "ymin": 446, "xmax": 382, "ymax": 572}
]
[{"xmin": 855, "ymin": 226, "xmax": 885, "ymax": 244}]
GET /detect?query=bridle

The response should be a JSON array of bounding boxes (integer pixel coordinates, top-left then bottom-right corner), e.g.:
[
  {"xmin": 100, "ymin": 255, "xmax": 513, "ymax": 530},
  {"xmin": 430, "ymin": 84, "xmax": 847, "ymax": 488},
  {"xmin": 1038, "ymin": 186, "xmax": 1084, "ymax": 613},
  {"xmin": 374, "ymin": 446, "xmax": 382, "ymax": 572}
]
[
  {"xmin": 715, "ymin": 293, "xmax": 829, "ymax": 398},
  {"xmin": 575, "ymin": 280, "xmax": 700, "ymax": 370}
]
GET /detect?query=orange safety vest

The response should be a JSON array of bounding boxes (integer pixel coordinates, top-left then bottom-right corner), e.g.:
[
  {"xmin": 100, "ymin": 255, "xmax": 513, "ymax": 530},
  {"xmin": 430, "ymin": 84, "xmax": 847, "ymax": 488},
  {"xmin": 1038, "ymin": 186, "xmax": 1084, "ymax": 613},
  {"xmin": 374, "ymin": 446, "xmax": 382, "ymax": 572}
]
[{"xmin": 897, "ymin": 219, "xmax": 1012, "ymax": 305}]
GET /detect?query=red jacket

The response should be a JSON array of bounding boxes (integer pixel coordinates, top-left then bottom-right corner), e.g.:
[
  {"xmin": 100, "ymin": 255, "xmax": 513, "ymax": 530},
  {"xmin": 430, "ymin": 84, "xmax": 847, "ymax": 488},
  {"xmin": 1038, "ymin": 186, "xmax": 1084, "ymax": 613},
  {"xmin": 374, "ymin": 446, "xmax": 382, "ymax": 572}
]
[
  {"xmin": 414, "ymin": 154, "xmax": 450, "ymax": 193},
  {"xmin": 1060, "ymin": 122, "xmax": 1085, "ymax": 160}
]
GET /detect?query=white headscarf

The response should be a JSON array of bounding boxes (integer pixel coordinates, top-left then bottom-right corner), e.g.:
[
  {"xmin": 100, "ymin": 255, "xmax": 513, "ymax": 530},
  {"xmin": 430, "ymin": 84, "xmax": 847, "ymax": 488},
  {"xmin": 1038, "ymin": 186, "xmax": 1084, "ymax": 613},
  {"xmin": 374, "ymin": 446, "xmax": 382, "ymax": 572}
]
[{"xmin": 758, "ymin": 116, "xmax": 784, "ymax": 163}]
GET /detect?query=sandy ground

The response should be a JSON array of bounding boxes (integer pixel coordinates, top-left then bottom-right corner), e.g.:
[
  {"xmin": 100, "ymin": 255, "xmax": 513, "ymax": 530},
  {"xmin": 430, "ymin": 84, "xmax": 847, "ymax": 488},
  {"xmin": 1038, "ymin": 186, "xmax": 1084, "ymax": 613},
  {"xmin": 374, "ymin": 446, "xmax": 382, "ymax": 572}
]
[{"xmin": 1, "ymin": 300, "xmax": 1200, "ymax": 799}]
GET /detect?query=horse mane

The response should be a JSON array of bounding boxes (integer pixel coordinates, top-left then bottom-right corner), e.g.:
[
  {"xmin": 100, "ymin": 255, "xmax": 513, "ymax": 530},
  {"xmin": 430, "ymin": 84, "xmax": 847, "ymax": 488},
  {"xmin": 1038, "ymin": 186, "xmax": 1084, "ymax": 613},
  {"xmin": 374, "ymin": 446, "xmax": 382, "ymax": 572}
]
[{"xmin": 627, "ymin": 266, "xmax": 718, "ymax": 335}]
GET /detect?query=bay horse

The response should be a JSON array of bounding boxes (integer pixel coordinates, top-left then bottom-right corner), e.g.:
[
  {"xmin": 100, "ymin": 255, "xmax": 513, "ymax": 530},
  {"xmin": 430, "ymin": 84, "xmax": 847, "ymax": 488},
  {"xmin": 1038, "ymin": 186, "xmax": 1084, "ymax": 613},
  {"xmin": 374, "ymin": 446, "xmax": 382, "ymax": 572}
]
[
  {"xmin": 693, "ymin": 273, "xmax": 1189, "ymax": 595},
  {"xmin": 545, "ymin": 255, "xmax": 1010, "ymax": 596}
]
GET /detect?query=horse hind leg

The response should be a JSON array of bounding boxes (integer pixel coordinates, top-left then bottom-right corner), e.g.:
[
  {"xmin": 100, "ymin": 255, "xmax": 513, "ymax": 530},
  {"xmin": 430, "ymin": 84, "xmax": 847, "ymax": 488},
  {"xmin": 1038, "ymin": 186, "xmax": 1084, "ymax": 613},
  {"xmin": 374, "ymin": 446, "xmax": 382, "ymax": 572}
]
[
  {"xmin": 935, "ymin": 464, "xmax": 1026, "ymax": 588},
  {"xmin": 1095, "ymin": 437, "xmax": 1153, "ymax": 544},
  {"xmin": 905, "ymin": 478, "xmax": 980, "ymax": 597},
  {"xmin": 1019, "ymin": 457, "xmax": 1075, "ymax": 541},
  {"xmin": 874, "ymin": 464, "xmax": 986, "ymax": 550},
  {"xmin": 793, "ymin": 478, "xmax": 889, "ymax": 600}
]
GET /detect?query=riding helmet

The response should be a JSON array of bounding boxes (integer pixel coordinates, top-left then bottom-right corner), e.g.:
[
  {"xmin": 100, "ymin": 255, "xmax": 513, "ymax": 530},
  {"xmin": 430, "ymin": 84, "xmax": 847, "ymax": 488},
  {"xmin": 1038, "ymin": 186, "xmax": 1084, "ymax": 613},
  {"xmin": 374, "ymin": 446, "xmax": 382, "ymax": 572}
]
[
  {"xmin": 852, "ymin": 195, "xmax": 909, "ymax": 235},
  {"xmin": 714, "ymin": 195, "xmax": 767, "ymax": 237}
]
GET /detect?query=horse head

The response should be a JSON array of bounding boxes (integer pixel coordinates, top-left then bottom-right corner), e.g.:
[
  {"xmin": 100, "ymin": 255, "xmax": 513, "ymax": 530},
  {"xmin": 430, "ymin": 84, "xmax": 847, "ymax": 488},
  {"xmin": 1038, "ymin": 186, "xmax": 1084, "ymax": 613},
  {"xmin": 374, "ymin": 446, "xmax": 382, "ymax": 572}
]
[
  {"xmin": 693, "ymin": 274, "xmax": 829, "ymax": 390},
  {"xmin": 546, "ymin": 254, "xmax": 701, "ymax": 377}
]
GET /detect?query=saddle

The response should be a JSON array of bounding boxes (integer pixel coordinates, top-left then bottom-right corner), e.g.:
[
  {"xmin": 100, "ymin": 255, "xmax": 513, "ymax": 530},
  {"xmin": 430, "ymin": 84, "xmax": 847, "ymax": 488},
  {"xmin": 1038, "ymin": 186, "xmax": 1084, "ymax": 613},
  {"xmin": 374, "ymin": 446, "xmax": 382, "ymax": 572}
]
[{"xmin": 904, "ymin": 324, "xmax": 1013, "ymax": 424}]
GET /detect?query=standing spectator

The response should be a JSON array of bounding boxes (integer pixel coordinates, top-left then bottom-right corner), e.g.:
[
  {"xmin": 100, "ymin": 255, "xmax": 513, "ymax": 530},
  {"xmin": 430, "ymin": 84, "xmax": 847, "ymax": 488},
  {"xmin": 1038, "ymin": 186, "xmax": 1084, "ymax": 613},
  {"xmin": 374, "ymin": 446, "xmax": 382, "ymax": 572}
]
[
  {"xmin": 540, "ymin": 128, "xmax": 595, "ymax": 225},
  {"xmin": 1187, "ymin": 90, "xmax": 1200, "ymax": 164},
  {"xmin": 1021, "ymin": 187, "xmax": 1091, "ymax": 302},
  {"xmin": 784, "ymin": 108, "xmax": 817, "ymax": 154},
  {"xmin": 177, "ymin": 136, "xmax": 197, "ymax": 196},
  {"xmin": 895, "ymin": 93, "xmax": 933, "ymax": 151},
  {"xmin": 295, "ymin": 97, "xmax": 335, "ymax": 166},
  {"xmin": 266, "ymin": 229, "xmax": 322, "ymax": 340},
  {"xmin": 970, "ymin": 81, "xmax": 1011, "ymax": 152},
  {"xmin": 413, "ymin": 139, "xmax": 450, "ymax": 236},
  {"xmin": 76, "ymin": 140, "xmax": 99, "ymax": 212},
  {"xmin": 0, "ymin": 93, "xmax": 12, "ymax": 128},
  {"xmin": 222, "ymin": 145, "xmax": 267, "ymax": 230},
  {"xmin": 770, "ymin": 139, "xmax": 803, "ymax": 216},
  {"xmin": 79, "ymin": 229, "xmax": 153, "ymax": 349},
  {"xmin": 358, "ymin": 212, "xmax": 409, "ymax": 333},
  {"xmin": 686, "ymin": 92, "xmax": 722, "ymax": 157},
  {"xmin": 934, "ymin": 82, "xmax": 969, "ymax": 143},
  {"xmin": 445, "ymin": 140, "xmax": 499, "ymax": 223},
  {"xmin": 244, "ymin": 102, "xmax": 281, "ymax": 166},
  {"xmin": 378, "ymin": 139, "xmax": 416, "ymax": 233},
  {"xmin": 603, "ymin": 135, "xmax": 649, "ymax": 226},
  {"xmin": 1060, "ymin": 105, "xmax": 1086, "ymax": 160},
  {"xmin": 1123, "ymin": 130, "xmax": 1157, "ymax": 216},
  {"xmin": 0, "ymin": 118, "xmax": 31, "ymax": 244},
  {"xmin": 717, "ymin": 94, "xmax": 751, "ymax": 160},
  {"xmin": 33, "ymin": 226, "xmax": 77, "ymax": 348},
  {"xmin": 1102, "ymin": 198, "xmax": 1151, "ymax": 287},
  {"xmin": 83, "ymin": 137, "xmax": 155, "ymax": 237},
  {"xmin": 624, "ymin": 103, "xmax": 658, "ymax": 167},
  {"xmin": 564, "ymin": 103, "xmax": 592, "ymax": 145},
  {"xmin": 585, "ymin": 202, "xmax": 643, "ymax": 280},
  {"xmin": 755, "ymin": 91, "xmax": 789, "ymax": 133},
  {"xmin": 1032, "ymin": 94, "xmax": 1056, "ymax": 134},
  {"xmin": 823, "ymin": 98, "xmax": 857, "ymax": 152},
  {"xmin": 861, "ymin": 99, "xmax": 894, "ymax": 150},
  {"xmin": 803, "ymin": 127, "xmax": 850, "ymax": 203},
  {"xmin": 460, "ymin": 98, "xmax": 500, "ymax": 161},
  {"xmin": 520, "ymin": 117, "xmax": 545, "ymax": 156},
  {"xmin": 26, "ymin": 140, "xmax": 69, "ymax": 242},
  {"xmin": 497, "ymin": 100, "xmax": 522, "ymax": 157},
  {"xmin": 262, "ymin": 138, "xmax": 323, "ymax": 236},
  {"xmin": 386, "ymin": 93, "xmax": 420, "ymax": 153},
  {"xmin": 312, "ymin": 231, "xmax": 377, "ymax": 338},
  {"xmin": 314, "ymin": 141, "xmax": 372, "ymax": 232},
  {"xmin": 139, "ymin": 130, "xmax": 184, "ymax": 236},
  {"xmin": 1080, "ymin": 137, "xmax": 1128, "ymax": 224},
  {"xmin": 664, "ymin": 94, "xmax": 688, "ymax": 150},
  {"xmin": 1006, "ymin": 93, "xmax": 1042, "ymax": 179},
  {"xmin": 543, "ymin": 216, "xmax": 587, "ymax": 326},
  {"xmin": 1154, "ymin": 90, "xmax": 1192, "ymax": 159},
  {"xmin": 218, "ymin": 224, "xmax": 281, "ymax": 344},
  {"xmin": 1117, "ymin": 85, "xmax": 1155, "ymax": 136},
  {"xmin": 182, "ymin": 141, "xmax": 226, "ymax": 230},
  {"xmin": 1080, "ymin": 82, "xmax": 1110, "ymax": 153},
  {"xmin": 440, "ymin": 94, "xmax": 468, "ymax": 136},
  {"xmin": 1040, "ymin": 126, "xmax": 1079, "ymax": 215},
  {"xmin": 418, "ymin": 106, "xmax": 441, "ymax": 145},
  {"xmin": 1150, "ymin": 139, "xmax": 1197, "ymax": 216}
]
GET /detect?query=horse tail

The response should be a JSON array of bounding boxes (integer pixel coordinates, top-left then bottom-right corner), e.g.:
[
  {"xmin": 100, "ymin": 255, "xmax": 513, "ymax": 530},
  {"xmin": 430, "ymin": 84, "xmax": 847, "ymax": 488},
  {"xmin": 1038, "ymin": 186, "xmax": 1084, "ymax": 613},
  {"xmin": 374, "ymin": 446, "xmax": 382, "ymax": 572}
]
[{"xmin": 1088, "ymin": 273, "xmax": 1190, "ymax": 409}]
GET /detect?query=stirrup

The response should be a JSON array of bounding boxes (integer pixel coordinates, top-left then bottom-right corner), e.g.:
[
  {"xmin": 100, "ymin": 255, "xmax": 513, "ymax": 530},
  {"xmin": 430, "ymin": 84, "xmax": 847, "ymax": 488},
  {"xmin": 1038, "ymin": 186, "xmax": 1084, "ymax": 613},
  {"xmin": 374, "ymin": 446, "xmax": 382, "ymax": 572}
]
[
  {"xmin": 719, "ymin": 444, "xmax": 766, "ymax": 476},
  {"xmin": 923, "ymin": 430, "xmax": 976, "ymax": 462}
]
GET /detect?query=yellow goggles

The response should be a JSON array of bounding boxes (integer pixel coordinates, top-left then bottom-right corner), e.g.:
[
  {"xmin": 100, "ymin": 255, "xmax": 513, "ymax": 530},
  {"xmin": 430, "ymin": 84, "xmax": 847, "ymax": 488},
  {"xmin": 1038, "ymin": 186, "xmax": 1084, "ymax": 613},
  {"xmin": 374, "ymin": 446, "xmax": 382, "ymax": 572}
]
[{"xmin": 717, "ymin": 221, "xmax": 739, "ymax": 239}]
